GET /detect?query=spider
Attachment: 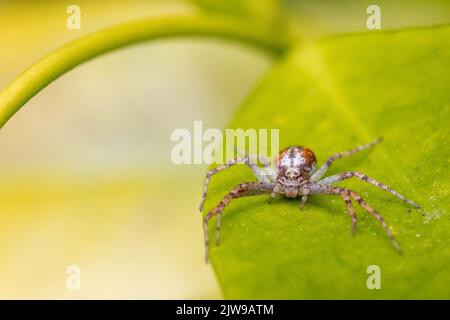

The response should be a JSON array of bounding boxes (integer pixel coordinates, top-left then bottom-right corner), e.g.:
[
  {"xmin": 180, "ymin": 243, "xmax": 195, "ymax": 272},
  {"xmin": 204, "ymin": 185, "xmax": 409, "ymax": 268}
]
[{"xmin": 199, "ymin": 138, "xmax": 420, "ymax": 262}]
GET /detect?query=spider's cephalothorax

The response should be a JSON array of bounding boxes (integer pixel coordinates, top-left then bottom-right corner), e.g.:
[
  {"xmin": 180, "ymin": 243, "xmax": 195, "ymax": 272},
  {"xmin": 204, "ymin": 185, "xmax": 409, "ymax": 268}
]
[
  {"xmin": 199, "ymin": 138, "xmax": 420, "ymax": 262},
  {"xmin": 274, "ymin": 146, "xmax": 317, "ymax": 198}
]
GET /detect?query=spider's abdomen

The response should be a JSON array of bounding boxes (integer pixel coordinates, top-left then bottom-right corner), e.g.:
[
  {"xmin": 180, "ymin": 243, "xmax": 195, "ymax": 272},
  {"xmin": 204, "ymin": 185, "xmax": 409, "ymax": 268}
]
[{"xmin": 275, "ymin": 146, "xmax": 317, "ymax": 178}]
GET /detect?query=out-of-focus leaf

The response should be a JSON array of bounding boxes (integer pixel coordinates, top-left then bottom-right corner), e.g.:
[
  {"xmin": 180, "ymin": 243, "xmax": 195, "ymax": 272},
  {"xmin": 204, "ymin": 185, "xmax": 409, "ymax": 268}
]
[
  {"xmin": 284, "ymin": 0, "xmax": 450, "ymax": 38},
  {"xmin": 193, "ymin": 0, "xmax": 450, "ymax": 39},
  {"xmin": 191, "ymin": 0, "xmax": 283, "ymax": 26},
  {"xmin": 204, "ymin": 24, "xmax": 450, "ymax": 298}
]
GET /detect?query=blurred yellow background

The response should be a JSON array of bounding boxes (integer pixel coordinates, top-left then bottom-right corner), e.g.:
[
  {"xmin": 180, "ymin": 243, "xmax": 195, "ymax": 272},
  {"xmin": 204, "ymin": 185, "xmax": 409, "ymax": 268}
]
[{"xmin": 0, "ymin": 0, "xmax": 272, "ymax": 298}]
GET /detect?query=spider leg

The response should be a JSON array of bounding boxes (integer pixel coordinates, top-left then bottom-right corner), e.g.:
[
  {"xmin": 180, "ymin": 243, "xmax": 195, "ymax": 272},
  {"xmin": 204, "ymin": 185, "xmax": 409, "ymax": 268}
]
[
  {"xmin": 203, "ymin": 182, "xmax": 273, "ymax": 263},
  {"xmin": 257, "ymin": 155, "xmax": 276, "ymax": 184},
  {"xmin": 311, "ymin": 138, "xmax": 382, "ymax": 182},
  {"xmin": 256, "ymin": 155, "xmax": 271, "ymax": 169},
  {"xmin": 299, "ymin": 187, "xmax": 310, "ymax": 210},
  {"xmin": 234, "ymin": 147, "xmax": 271, "ymax": 170},
  {"xmin": 299, "ymin": 195, "xmax": 308, "ymax": 210},
  {"xmin": 308, "ymin": 184, "xmax": 401, "ymax": 254},
  {"xmin": 341, "ymin": 190, "xmax": 357, "ymax": 235},
  {"xmin": 349, "ymin": 190, "xmax": 402, "ymax": 254},
  {"xmin": 199, "ymin": 156, "xmax": 271, "ymax": 212},
  {"xmin": 269, "ymin": 182, "xmax": 282, "ymax": 204},
  {"xmin": 234, "ymin": 148, "xmax": 275, "ymax": 183},
  {"xmin": 318, "ymin": 171, "xmax": 419, "ymax": 208}
]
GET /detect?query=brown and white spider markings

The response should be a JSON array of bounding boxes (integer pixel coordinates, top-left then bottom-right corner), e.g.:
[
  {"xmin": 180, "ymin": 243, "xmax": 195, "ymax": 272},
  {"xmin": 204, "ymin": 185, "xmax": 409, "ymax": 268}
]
[{"xmin": 199, "ymin": 138, "xmax": 419, "ymax": 262}]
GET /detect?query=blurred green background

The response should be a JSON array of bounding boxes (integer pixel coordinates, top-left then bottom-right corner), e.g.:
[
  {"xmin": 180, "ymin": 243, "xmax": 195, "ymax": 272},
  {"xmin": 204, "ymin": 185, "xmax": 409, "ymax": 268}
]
[
  {"xmin": 0, "ymin": 0, "xmax": 274, "ymax": 299},
  {"xmin": 0, "ymin": 0, "xmax": 449, "ymax": 299}
]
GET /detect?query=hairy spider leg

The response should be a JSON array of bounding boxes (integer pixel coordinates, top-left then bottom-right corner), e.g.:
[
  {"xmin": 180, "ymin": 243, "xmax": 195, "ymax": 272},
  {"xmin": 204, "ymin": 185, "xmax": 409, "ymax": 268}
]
[
  {"xmin": 234, "ymin": 147, "xmax": 275, "ymax": 183},
  {"xmin": 203, "ymin": 182, "xmax": 273, "ymax": 262},
  {"xmin": 199, "ymin": 156, "xmax": 273, "ymax": 212},
  {"xmin": 349, "ymin": 190, "xmax": 402, "ymax": 254},
  {"xmin": 310, "ymin": 138, "xmax": 382, "ymax": 182},
  {"xmin": 242, "ymin": 152, "xmax": 276, "ymax": 184},
  {"xmin": 269, "ymin": 182, "xmax": 282, "ymax": 203},
  {"xmin": 299, "ymin": 187, "xmax": 310, "ymax": 210},
  {"xmin": 309, "ymin": 184, "xmax": 402, "ymax": 254},
  {"xmin": 341, "ymin": 190, "xmax": 357, "ymax": 234},
  {"xmin": 256, "ymin": 155, "xmax": 276, "ymax": 183},
  {"xmin": 318, "ymin": 171, "xmax": 420, "ymax": 208}
]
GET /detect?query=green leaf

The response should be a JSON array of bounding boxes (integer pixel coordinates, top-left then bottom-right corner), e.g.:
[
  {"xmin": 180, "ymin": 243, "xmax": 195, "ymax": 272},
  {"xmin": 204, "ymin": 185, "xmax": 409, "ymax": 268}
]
[
  {"xmin": 0, "ymin": 13, "xmax": 290, "ymax": 129},
  {"xmin": 204, "ymin": 25, "xmax": 450, "ymax": 299},
  {"xmin": 192, "ymin": 0, "xmax": 282, "ymax": 24},
  {"xmin": 192, "ymin": 0, "xmax": 450, "ymax": 38},
  {"xmin": 283, "ymin": 0, "xmax": 450, "ymax": 37}
]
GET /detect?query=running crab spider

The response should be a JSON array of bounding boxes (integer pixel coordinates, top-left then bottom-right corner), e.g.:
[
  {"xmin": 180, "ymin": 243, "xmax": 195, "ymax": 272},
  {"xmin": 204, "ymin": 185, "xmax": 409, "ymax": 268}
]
[{"xmin": 199, "ymin": 138, "xmax": 419, "ymax": 262}]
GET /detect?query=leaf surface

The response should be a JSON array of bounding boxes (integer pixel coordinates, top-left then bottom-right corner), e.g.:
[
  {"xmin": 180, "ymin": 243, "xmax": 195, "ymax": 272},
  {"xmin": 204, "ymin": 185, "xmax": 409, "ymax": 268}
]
[{"xmin": 204, "ymin": 25, "xmax": 450, "ymax": 299}]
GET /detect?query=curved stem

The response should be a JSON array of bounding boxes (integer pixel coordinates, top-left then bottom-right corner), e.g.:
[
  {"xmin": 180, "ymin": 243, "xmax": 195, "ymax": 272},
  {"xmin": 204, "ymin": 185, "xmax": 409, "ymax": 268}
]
[{"xmin": 0, "ymin": 13, "xmax": 291, "ymax": 129}]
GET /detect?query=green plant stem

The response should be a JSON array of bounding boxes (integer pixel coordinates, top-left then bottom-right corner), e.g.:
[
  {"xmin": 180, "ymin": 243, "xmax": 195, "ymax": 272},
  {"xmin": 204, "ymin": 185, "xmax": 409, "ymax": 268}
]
[{"xmin": 0, "ymin": 14, "xmax": 291, "ymax": 129}]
